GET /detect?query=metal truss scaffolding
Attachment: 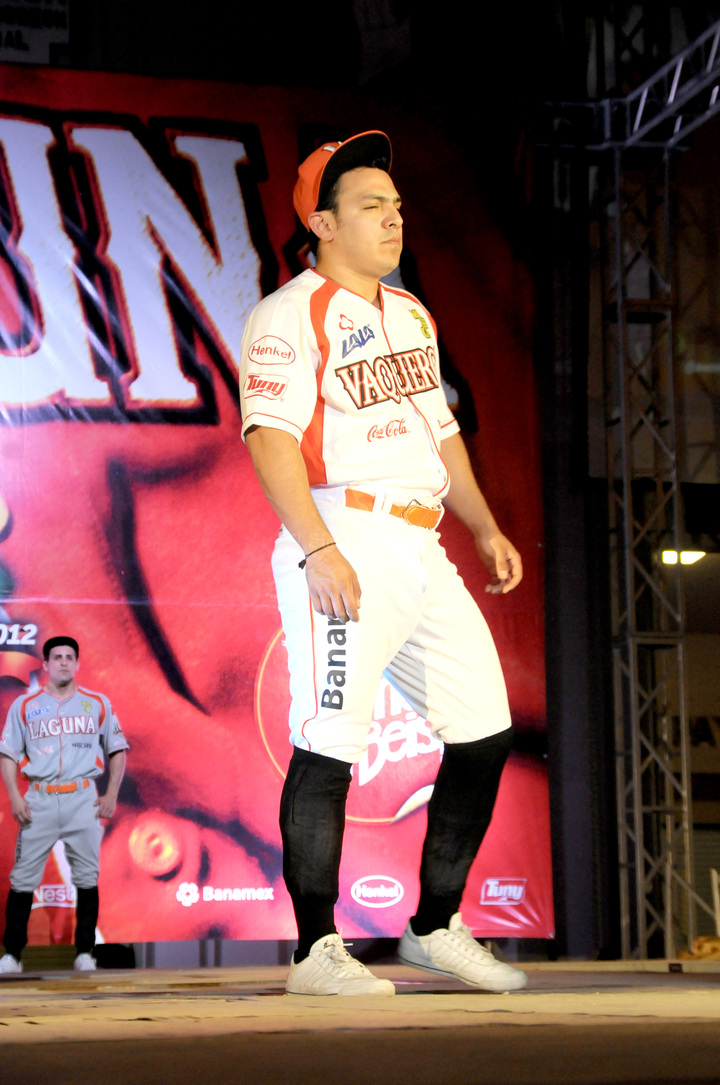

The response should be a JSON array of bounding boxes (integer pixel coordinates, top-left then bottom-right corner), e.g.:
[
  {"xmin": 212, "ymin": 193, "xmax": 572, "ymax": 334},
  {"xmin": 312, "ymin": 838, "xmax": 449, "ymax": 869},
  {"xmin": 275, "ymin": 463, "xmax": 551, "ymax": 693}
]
[
  {"xmin": 543, "ymin": 14, "xmax": 720, "ymax": 957},
  {"xmin": 602, "ymin": 146, "xmax": 693, "ymax": 958}
]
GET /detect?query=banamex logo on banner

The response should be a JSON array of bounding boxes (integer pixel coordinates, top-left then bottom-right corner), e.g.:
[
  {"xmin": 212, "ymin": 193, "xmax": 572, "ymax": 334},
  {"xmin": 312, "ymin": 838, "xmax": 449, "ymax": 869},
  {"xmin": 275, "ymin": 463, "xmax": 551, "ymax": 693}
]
[
  {"xmin": 351, "ymin": 875, "xmax": 404, "ymax": 908},
  {"xmin": 176, "ymin": 881, "xmax": 274, "ymax": 907}
]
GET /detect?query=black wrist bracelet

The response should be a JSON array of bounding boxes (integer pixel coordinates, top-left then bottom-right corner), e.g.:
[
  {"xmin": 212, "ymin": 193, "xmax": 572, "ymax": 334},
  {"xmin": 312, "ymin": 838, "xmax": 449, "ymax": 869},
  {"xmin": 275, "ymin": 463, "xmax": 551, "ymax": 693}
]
[{"xmin": 298, "ymin": 542, "xmax": 336, "ymax": 569}]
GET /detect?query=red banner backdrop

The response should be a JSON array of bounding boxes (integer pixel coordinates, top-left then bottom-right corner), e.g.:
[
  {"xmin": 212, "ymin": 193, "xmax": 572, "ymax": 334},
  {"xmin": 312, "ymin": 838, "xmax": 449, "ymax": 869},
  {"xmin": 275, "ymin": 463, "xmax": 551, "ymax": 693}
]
[{"xmin": 0, "ymin": 65, "xmax": 553, "ymax": 944}]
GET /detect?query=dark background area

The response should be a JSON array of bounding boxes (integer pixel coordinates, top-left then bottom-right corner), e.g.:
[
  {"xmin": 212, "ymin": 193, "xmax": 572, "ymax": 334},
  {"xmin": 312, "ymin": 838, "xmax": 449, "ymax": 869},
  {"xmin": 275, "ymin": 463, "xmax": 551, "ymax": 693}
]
[{"xmin": 4, "ymin": 0, "xmax": 720, "ymax": 962}]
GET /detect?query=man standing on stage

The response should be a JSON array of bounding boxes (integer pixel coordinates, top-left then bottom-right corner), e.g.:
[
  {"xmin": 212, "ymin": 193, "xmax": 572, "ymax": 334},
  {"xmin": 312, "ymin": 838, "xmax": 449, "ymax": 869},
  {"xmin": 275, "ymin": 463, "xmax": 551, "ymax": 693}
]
[
  {"xmin": 0, "ymin": 636, "xmax": 128, "ymax": 973},
  {"xmin": 240, "ymin": 131, "xmax": 528, "ymax": 995}
]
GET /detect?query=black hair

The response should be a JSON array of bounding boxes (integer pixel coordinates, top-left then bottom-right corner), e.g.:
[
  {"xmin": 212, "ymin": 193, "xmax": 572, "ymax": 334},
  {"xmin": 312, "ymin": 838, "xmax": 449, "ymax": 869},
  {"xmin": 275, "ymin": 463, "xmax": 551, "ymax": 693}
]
[
  {"xmin": 308, "ymin": 175, "xmax": 343, "ymax": 256},
  {"xmin": 309, "ymin": 157, "xmax": 391, "ymax": 257},
  {"xmin": 43, "ymin": 636, "xmax": 79, "ymax": 660}
]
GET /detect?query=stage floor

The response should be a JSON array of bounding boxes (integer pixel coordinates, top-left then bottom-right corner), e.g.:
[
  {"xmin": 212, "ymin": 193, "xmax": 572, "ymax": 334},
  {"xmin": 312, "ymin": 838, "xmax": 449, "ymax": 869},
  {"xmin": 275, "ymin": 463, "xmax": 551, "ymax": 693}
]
[{"xmin": 1, "ymin": 960, "xmax": 720, "ymax": 1084}]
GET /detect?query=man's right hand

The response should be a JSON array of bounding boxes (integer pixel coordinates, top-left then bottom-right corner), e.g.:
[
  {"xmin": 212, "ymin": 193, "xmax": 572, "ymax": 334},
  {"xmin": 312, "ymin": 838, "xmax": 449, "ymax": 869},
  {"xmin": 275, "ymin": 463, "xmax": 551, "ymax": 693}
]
[
  {"xmin": 304, "ymin": 545, "xmax": 362, "ymax": 622},
  {"xmin": 10, "ymin": 794, "xmax": 32, "ymax": 824}
]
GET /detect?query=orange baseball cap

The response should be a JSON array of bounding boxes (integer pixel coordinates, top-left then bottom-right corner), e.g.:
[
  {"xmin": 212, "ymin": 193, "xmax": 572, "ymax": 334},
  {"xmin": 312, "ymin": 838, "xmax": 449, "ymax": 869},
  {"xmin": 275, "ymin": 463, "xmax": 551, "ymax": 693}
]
[{"xmin": 293, "ymin": 130, "xmax": 392, "ymax": 228}]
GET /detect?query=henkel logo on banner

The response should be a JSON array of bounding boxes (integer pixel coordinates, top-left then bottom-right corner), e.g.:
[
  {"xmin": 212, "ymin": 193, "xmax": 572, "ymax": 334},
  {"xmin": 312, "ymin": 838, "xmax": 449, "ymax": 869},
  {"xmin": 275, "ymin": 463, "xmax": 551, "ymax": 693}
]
[
  {"xmin": 256, "ymin": 629, "xmax": 442, "ymax": 823},
  {"xmin": 351, "ymin": 875, "xmax": 404, "ymax": 908},
  {"xmin": 480, "ymin": 878, "xmax": 527, "ymax": 905}
]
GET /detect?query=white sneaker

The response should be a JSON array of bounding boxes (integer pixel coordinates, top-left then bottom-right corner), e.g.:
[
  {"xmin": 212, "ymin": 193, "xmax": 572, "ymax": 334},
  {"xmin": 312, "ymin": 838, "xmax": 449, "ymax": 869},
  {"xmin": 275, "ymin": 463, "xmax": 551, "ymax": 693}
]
[
  {"xmin": 286, "ymin": 934, "xmax": 395, "ymax": 996},
  {"xmin": 398, "ymin": 912, "xmax": 528, "ymax": 992},
  {"xmin": 73, "ymin": 953, "xmax": 97, "ymax": 972},
  {"xmin": 0, "ymin": 953, "xmax": 22, "ymax": 974}
]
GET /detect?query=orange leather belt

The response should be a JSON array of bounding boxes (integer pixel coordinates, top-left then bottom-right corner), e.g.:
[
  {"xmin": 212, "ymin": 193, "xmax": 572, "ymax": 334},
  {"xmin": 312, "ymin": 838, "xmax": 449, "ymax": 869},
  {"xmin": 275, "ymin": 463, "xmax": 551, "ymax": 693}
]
[
  {"xmin": 34, "ymin": 779, "xmax": 90, "ymax": 794},
  {"xmin": 345, "ymin": 488, "xmax": 443, "ymax": 530}
]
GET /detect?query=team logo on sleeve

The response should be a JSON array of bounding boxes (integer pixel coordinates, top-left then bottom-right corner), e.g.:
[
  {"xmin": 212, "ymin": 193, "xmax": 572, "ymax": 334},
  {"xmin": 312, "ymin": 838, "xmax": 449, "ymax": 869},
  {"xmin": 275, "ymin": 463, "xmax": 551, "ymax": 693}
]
[
  {"xmin": 247, "ymin": 336, "xmax": 296, "ymax": 365},
  {"xmin": 409, "ymin": 308, "xmax": 432, "ymax": 339},
  {"xmin": 243, "ymin": 373, "xmax": 288, "ymax": 400}
]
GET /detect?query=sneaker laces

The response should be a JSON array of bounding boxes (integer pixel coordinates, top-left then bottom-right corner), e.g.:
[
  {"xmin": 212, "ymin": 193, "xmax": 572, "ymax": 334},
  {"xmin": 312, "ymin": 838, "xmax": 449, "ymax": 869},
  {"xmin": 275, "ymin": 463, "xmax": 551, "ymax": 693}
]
[
  {"xmin": 319, "ymin": 937, "xmax": 369, "ymax": 977},
  {"xmin": 444, "ymin": 920, "xmax": 496, "ymax": 962}
]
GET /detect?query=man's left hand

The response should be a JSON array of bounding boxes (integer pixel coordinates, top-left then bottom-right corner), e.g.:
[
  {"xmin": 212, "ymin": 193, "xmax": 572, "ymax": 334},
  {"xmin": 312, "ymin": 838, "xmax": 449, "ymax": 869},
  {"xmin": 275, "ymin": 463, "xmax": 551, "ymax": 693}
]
[
  {"xmin": 94, "ymin": 794, "xmax": 117, "ymax": 819},
  {"xmin": 476, "ymin": 532, "xmax": 523, "ymax": 594}
]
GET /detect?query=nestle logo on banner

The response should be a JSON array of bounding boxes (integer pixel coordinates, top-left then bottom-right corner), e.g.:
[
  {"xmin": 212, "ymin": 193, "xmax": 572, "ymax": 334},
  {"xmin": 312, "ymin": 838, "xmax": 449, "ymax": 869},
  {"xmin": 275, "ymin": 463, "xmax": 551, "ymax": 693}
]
[
  {"xmin": 34, "ymin": 884, "xmax": 76, "ymax": 908},
  {"xmin": 175, "ymin": 881, "xmax": 274, "ymax": 907},
  {"xmin": 350, "ymin": 875, "xmax": 404, "ymax": 908},
  {"xmin": 480, "ymin": 878, "xmax": 526, "ymax": 905},
  {"xmin": 367, "ymin": 419, "xmax": 408, "ymax": 443},
  {"xmin": 248, "ymin": 336, "xmax": 296, "ymax": 365},
  {"xmin": 243, "ymin": 374, "xmax": 288, "ymax": 400}
]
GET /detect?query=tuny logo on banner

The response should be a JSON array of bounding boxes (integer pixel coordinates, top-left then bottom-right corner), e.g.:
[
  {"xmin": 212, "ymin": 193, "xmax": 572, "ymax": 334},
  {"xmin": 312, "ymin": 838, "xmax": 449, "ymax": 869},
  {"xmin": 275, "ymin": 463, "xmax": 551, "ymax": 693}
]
[{"xmin": 480, "ymin": 879, "xmax": 527, "ymax": 905}]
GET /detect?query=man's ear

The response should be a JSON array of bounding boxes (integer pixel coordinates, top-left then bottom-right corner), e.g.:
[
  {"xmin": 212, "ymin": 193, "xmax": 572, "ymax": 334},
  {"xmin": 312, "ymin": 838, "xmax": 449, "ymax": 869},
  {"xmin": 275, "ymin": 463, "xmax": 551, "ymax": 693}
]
[{"xmin": 308, "ymin": 210, "xmax": 335, "ymax": 243}]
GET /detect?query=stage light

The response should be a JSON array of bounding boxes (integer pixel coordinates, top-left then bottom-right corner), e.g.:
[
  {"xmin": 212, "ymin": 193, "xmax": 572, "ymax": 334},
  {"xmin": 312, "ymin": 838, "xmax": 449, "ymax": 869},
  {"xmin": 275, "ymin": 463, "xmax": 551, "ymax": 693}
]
[{"xmin": 661, "ymin": 550, "xmax": 706, "ymax": 565}]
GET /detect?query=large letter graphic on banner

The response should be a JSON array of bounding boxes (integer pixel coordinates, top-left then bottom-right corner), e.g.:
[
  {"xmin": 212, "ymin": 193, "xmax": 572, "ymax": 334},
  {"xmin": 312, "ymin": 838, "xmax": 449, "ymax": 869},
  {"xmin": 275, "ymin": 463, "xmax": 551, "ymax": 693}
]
[
  {"xmin": 0, "ymin": 119, "xmax": 109, "ymax": 405},
  {"xmin": 68, "ymin": 128, "xmax": 261, "ymax": 406}
]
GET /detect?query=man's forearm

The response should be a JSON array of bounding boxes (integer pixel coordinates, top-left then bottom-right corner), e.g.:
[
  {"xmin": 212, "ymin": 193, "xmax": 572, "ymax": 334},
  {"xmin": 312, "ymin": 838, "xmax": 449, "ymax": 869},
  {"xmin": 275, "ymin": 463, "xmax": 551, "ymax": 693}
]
[
  {"xmin": 105, "ymin": 750, "xmax": 126, "ymax": 801},
  {"xmin": 244, "ymin": 425, "xmax": 362, "ymax": 621},
  {"xmin": 441, "ymin": 432, "xmax": 501, "ymax": 540},
  {"xmin": 245, "ymin": 426, "xmax": 334, "ymax": 553},
  {"xmin": 441, "ymin": 432, "xmax": 523, "ymax": 593},
  {"xmin": 0, "ymin": 753, "xmax": 20, "ymax": 802}
]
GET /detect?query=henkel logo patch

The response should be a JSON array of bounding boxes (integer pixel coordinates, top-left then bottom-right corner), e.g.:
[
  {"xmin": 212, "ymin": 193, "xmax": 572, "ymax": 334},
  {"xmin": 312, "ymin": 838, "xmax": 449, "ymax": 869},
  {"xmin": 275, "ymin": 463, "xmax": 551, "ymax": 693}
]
[
  {"xmin": 243, "ymin": 373, "xmax": 288, "ymax": 400},
  {"xmin": 247, "ymin": 335, "xmax": 296, "ymax": 365},
  {"xmin": 351, "ymin": 875, "xmax": 404, "ymax": 909},
  {"xmin": 33, "ymin": 884, "xmax": 76, "ymax": 908},
  {"xmin": 255, "ymin": 630, "xmax": 442, "ymax": 824},
  {"xmin": 480, "ymin": 878, "xmax": 526, "ymax": 905}
]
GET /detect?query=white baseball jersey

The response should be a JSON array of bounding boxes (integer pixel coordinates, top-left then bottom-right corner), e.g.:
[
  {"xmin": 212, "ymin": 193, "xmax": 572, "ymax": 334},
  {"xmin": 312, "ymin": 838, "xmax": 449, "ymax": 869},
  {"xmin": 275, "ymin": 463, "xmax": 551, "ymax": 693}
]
[
  {"xmin": 240, "ymin": 269, "xmax": 459, "ymax": 496},
  {"xmin": 0, "ymin": 685, "xmax": 129, "ymax": 783},
  {"xmin": 239, "ymin": 268, "xmax": 510, "ymax": 763}
]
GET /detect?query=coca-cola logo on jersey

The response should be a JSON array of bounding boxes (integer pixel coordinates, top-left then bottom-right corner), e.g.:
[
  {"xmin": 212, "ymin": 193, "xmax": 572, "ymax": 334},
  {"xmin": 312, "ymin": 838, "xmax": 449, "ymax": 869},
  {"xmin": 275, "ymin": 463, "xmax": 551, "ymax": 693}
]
[{"xmin": 367, "ymin": 419, "xmax": 408, "ymax": 443}]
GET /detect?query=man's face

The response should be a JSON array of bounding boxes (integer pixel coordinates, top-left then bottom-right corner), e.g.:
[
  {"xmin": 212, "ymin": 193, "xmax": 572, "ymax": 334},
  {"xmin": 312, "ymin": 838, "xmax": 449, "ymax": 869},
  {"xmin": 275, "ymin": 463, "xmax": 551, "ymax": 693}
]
[
  {"xmin": 323, "ymin": 167, "xmax": 403, "ymax": 280},
  {"xmin": 43, "ymin": 646, "xmax": 79, "ymax": 688}
]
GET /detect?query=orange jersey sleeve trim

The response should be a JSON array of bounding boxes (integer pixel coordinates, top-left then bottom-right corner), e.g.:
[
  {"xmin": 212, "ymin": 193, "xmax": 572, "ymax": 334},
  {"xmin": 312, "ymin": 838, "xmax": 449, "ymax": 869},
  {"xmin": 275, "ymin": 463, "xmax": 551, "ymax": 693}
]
[
  {"xmin": 381, "ymin": 284, "xmax": 439, "ymax": 340},
  {"xmin": 78, "ymin": 687, "xmax": 106, "ymax": 727},
  {"xmin": 19, "ymin": 690, "xmax": 41, "ymax": 726},
  {"xmin": 300, "ymin": 278, "xmax": 340, "ymax": 487}
]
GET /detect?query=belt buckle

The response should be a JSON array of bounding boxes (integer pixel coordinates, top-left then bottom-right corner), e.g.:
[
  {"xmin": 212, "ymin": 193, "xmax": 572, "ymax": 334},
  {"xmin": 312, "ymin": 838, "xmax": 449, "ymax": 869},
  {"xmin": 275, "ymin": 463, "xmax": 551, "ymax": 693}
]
[{"xmin": 400, "ymin": 498, "xmax": 442, "ymax": 530}]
